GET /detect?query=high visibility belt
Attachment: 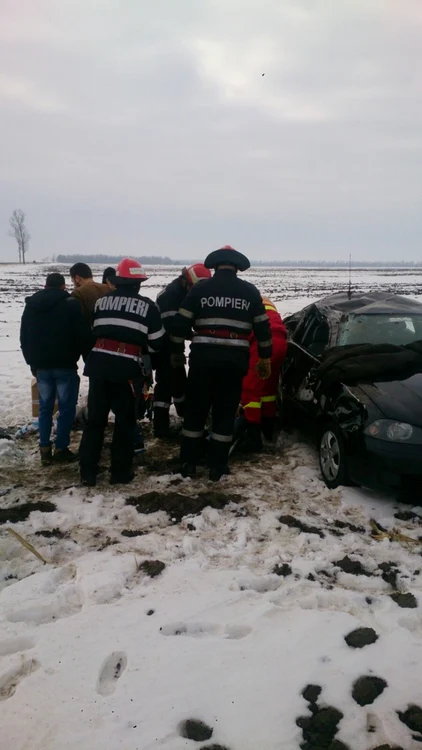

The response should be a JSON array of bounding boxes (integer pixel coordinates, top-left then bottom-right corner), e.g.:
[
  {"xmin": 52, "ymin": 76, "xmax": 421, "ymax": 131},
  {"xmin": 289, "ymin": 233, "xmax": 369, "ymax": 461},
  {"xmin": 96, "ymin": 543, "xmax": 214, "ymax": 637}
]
[
  {"xmin": 153, "ymin": 401, "xmax": 171, "ymax": 409},
  {"xmin": 244, "ymin": 401, "xmax": 261, "ymax": 409},
  {"xmin": 94, "ymin": 338, "xmax": 141, "ymax": 359},
  {"xmin": 264, "ymin": 305, "xmax": 277, "ymax": 312},
  {"xmin": 195, "ymin": 328, "xmax": 250, "ymax": 340},
  {"xmin": 261, "ymin": 395, "xmax": 276, "ymax": 403}
]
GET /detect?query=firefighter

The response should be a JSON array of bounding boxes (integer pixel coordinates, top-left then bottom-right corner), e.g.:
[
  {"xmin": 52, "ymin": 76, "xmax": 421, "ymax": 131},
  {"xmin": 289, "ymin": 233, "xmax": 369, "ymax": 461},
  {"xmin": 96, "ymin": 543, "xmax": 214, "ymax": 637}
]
[
  {"xmin": 79, "ymin": 258, "xmax": 165, "ymax": 487},
  {"xmin": 238, "ymin": 296, "xmax": 288, "ymax": 451},
  {"xmin": 154, "ymin": 264, "xmax": 211, "ymax": 438},
  {"xmin": 170, "ymin": 245, "xmax": 272, "ymax": 481}
]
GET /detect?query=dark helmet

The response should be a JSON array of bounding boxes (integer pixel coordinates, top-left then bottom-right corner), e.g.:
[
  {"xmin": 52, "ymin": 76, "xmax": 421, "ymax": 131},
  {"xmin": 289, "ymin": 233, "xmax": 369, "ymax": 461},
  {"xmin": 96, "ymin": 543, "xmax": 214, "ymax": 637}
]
[{"xmin": 204, "ymin": 245, "xmax": 250, "ymax": 272}]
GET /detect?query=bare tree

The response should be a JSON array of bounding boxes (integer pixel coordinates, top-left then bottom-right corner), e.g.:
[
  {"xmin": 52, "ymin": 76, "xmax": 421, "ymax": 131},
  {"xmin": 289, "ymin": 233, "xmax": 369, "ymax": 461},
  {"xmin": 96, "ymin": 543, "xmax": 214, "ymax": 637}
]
[{"xmin": 8, "ymin": 209, "xmax": 30, "ymax": 264}]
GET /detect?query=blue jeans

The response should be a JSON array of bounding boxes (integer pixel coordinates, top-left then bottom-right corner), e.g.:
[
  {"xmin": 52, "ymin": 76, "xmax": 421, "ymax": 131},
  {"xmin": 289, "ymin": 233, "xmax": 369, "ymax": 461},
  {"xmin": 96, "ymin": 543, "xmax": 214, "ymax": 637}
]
[{"xmin": 36, "ymin": 369, "xmax": 80, "ymax": 450}]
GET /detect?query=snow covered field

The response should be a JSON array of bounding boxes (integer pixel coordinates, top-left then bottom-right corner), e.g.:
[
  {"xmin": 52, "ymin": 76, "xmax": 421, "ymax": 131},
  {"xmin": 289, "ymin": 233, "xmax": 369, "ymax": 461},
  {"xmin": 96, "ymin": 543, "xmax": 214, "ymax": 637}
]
[{"xmin": 1, "ymin": 264, "xmax": 422, "ymax": 750}]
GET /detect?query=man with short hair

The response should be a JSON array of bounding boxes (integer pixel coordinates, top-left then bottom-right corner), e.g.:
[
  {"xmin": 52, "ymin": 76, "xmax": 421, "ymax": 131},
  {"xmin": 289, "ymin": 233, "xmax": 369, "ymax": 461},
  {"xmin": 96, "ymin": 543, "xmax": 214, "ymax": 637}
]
[
  {"xmin": 20, "ymin": 272, "xmax": 91, "ymax": 464},
  {"xmin": 70, "ymin": 262, "xmax": 109, "ymax": 323}
]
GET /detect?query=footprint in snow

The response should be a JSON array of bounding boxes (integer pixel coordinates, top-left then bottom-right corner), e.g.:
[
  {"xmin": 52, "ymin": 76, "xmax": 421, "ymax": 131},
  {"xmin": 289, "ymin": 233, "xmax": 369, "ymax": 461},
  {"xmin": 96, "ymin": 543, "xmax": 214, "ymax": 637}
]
[
  {"xmin": 96, "ymin": 651, "xmax": 127, "ymax": 696},
  {"xmin": 0, "ymin": 659, "xmax": 40, "ymax": 701},
  {"xmin": 0, "ymin": 636, "xmax": 36, "ymax": 657},
  {"xmin": 160, "ymin": 622, "xmax": 252, "ymax": 640}
]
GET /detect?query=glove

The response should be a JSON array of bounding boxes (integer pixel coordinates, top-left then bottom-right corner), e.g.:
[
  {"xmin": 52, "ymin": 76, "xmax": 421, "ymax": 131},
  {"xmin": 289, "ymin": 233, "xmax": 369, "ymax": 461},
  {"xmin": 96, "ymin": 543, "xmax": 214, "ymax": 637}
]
[
  {"xmin": 170, "ymin": 352, "xmax": 186, "ymax": 369},
  {"xmin": 256, "ymin": 358, "xmax": 271, "ymax": 380}
]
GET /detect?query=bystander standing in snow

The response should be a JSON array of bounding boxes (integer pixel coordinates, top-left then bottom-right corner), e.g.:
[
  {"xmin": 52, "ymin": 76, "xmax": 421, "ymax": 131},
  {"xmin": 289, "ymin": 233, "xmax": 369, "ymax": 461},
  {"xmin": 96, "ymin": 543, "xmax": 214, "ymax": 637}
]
[{"xmin": 20, "ymin": 272, "xmax": 92, "ymax": 465}]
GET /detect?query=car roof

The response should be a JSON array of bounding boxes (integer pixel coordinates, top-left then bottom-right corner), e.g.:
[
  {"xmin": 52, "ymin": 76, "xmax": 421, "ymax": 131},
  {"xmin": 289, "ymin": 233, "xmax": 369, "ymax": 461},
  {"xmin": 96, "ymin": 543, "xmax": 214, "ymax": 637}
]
[{"xmin": 316, "ymin": 290, "xmax": 422, "ymax": 315}]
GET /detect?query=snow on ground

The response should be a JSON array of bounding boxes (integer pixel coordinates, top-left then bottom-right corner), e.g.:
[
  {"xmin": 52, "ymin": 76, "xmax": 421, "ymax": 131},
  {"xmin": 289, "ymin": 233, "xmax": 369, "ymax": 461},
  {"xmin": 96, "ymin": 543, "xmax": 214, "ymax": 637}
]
[{"xmin": 1, "ymin": 264, "xmax": 422, "ymax": 749}]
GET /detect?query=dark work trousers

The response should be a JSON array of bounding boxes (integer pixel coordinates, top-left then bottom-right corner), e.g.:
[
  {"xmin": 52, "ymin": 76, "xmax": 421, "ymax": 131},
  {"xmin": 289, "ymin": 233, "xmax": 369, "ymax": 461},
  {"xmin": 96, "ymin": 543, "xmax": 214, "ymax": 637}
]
[
  {"xmin": 79, "ymin": 378, "xmax": 136, "ymax": 476},
  {"xmin": 153, "ymin": 352, "xmax": 186, "ymax": 429},
  {"xmin": 181, "ymin": 363, "xmax": 244, "ymax": 470}
]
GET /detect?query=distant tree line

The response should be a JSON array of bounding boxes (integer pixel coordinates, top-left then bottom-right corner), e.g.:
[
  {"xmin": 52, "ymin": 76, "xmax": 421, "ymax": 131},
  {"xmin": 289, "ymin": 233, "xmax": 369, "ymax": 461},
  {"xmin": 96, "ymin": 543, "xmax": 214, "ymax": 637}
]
[
  {"xmin": 55, "ymin": 254, "xmax": 175, "ymax": 265},
  {"xmin": 55, "ymin": 254, "xmax": 422, "ymax": 268}
]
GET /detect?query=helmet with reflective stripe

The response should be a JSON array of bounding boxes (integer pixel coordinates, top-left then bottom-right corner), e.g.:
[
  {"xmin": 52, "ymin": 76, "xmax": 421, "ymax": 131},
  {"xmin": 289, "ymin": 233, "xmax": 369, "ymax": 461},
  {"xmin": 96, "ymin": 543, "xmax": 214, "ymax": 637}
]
[
  {"xmin": 114, "ymin": 258, "xmax": 148, "ymax": 284},
  {"xmin": 204, "ymin": 245, "xmax": 250, "ymax": 272},
  {"xmin": 184, "ymin": 263, "xmax": 212, "ymax": 286}
]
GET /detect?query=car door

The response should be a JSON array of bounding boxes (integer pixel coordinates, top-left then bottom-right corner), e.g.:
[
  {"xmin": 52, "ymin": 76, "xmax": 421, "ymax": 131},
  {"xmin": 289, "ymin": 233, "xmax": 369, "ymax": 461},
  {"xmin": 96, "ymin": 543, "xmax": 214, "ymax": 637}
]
[{"xmin": 282, "ymin": 308, "xmax": 329, "ymax": 424}]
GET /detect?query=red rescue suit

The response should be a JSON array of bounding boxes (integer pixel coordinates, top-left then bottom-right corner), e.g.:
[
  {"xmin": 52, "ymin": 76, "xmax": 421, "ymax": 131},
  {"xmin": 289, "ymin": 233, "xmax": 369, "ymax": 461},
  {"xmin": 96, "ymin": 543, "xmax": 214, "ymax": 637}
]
[{"xmin": 241, "ymin": 297, "xmax": 288, "ymax": 424}]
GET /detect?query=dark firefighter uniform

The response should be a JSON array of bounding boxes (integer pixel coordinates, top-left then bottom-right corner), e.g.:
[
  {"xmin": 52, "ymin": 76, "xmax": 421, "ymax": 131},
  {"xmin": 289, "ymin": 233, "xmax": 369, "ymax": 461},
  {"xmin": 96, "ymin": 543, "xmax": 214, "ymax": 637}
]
[
  {"xmin": 79, "ymin": 258, "xmax": 165, "ymax": 486},
  {"xmin": 170, "ymin": 246, "xmax": 272, "ymax": 480},
  {"xmin": 154, "ymin": 264, "xmax": 211, "ymax": 436}
]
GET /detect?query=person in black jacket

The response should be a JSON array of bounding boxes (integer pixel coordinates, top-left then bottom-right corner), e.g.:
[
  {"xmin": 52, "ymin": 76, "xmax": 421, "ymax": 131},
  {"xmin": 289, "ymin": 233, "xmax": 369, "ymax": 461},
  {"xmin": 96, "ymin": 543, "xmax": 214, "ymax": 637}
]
[
  {"xmin": 154, "ymin": 264, "xmax": 211, "ymax": 438},
  {"xmin": 20, "ymin": 272, "xmax": 91, "ymax": 465},
  {"xmin": 170, "ymin": 245, "xmax": 272, "ymax": 481},
  {"xmin": 79, "ymin": 258, "xmax": 165, "ymax": 487}
]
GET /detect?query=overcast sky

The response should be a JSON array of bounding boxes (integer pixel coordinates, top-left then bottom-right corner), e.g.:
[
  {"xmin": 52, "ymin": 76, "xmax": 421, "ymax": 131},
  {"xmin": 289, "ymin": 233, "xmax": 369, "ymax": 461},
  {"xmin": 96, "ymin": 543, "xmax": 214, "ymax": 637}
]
[{"xmin": 1, "ymin": 0, "xmax": 421, "ymax": 262}]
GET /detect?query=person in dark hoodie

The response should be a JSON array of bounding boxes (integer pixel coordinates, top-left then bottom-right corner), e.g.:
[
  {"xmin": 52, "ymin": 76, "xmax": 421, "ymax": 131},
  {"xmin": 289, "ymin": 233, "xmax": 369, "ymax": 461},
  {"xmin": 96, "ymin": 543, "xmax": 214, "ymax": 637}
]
[{"xmin": 20, "ymin": 272, "xmax": 92, "ymax": 465}]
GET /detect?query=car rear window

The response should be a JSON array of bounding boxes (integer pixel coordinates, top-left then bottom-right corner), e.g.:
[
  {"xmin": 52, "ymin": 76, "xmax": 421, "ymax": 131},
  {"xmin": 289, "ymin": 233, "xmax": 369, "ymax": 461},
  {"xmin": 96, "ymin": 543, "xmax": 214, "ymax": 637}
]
[{"xmin": 338, "ymin": 314, "xmax": 422, "ymax": 346}]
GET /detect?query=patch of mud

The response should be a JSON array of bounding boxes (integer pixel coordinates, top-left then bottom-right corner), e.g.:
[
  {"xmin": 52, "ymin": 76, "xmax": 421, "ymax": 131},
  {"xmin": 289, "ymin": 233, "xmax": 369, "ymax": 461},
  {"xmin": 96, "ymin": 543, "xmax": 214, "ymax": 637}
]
[
  {"xmin": 344, "ymin": 627, "xmax": 378, "ymax": 649},
  {"xmin": 378, "ymin": 561, "xmax": 399, "ymax": 588},
  {"xmin": 332, "ymin": 519, "xmax": 365, "ymax": 533},
  {"xmin": 179, "ymin": 719, "xmax": 213, "ymax": 742},
  {"xmin": 390, "ymin": 592, "xmax": 418, "ymax": 608},
  {"xmin": 352, "ymin": 675, "xmax": 387, "ymax": 706},
  {"xmin": 0, "ymin": 501, "xmax": 56, "ymax": 524},
  {"xmin": 121, "ymin": 529, "xmax": 148, "ymax": 538},
  {"xmin": 138, "ymin": 560, "xmax": 166, "ymax": 578},
  {"xmin": 333, "ymin": 555, "xmax": 371, "ymax": 577},
  {"xmin": 278, "ymin": 514, "xmax": 324, "ymax": 538},
  {"xmin": 35, "ymin": 528, "xmax": 66, "ymax": 539},
  {"xmin": 126, "ymin": 490, "xmax": 236, "ymax": 523}
]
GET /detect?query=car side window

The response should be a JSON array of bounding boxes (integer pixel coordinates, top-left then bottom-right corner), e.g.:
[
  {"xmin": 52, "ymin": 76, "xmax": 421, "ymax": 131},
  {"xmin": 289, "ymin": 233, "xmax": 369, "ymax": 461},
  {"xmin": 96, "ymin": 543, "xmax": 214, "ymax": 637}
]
[{"xmin": 301, "ymin": 317, "xmax": 330, "ymax": 356}]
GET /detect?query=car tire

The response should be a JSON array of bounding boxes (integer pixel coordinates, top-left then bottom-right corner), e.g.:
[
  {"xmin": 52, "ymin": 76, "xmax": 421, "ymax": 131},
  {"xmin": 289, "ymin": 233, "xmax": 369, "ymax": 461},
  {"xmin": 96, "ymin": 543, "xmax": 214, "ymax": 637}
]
[{"xmin": 319, "ymin": 421, "xmax": 350, "ymax": 489}]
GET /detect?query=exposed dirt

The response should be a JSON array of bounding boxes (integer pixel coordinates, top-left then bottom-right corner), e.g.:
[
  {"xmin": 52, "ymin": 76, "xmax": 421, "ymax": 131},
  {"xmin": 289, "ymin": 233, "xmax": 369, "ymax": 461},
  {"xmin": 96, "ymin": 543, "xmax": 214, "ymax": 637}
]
[
  {"xmin": 126, "ymin": 490, "xmax": 237, "ymax": 523},
  {"xmin": 390, "ymin": 592, "xmax": 418, "ymax": 608},
  {"xmin": 273, "ymin": 563, "xmax": 292, "ymax": 577},
  {"xmin": 179, "ymin": 719, "xmax": 213, "ymax": 742},
  {"xmin": 296, "ymin": 706, "xmax": 344, "ymax": 747},
  {"xmin": 0, "ymin": 500, "xmax": 56, "ymax": 524},
  {"xmin": 121, "ymin": 529, "xmax": 148, "ymax": 538},
  {"xmin": 333, "ymin": 519, "xmax": 365, "ymax": 533},
  {"xmin": 302, "ymin": 684, "xmax": 322, "ymax": 704},
  {"xmin": 344, "ymin": 627, "xmax": 378, "ymax": 649},
  {"xmin": 379, "ymin": 561, "xmax": 399, "ymax": 588},
  {"xmin": 138, "ymin": 560, "xmax": 166, "ymax": 578},
  {"xmin": 397, "ymin": 704, "xmax": 422, "ymax": 734},
  {"xmin": 334, "ymin": 556, "xmax": 371, "ymax": 577},
  {"xmin": 352, "ymin": 676, "xmax": 387, "ymax": 706},
  {"xmin": 35, "ymin": 528, "xmax": 66, "ymax": 539},
  {"xmin": 278, "ymin": 514, "xmax": 325, "ymax": 538}
]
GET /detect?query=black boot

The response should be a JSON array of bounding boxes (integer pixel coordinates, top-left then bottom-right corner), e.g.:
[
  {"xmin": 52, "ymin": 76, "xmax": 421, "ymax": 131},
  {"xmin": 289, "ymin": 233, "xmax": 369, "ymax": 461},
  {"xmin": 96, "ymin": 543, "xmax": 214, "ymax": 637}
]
[
  {"xmin": 238, "ymin": 423, "xmax": 263, "ymax": 453},
  {"xmin": 154, "ymin": 408, "xmax": 179, "ymax": 439},
  {"xmin": 209, "ymin": 466, "xmax": 230, "ymax": 482},
  {"xmin": 180, "ymin": 463, "xmax": 196, "ymax": 478},
  {"xmin": 110, "ymin": 470, "xmax": 135, "ymax": 485}
]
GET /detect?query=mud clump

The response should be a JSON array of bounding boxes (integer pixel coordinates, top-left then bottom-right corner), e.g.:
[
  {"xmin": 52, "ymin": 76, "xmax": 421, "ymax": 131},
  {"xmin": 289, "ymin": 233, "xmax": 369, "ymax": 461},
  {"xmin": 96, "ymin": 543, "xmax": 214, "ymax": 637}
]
[
  {"xmin": 0, "ymin": 501, "xmax": 56, "ymax": 525},
  {"xmin": 397, "ymin": 704, "xmax": 422, "ymax": 734},
  {"xmin": 334, "ymin": 555, "xmax": 371, "ymax": 577},
  {"xmin": 333, "ymin": 519, "xmax": 365, "ymax": 533},
  {"xmin": 296, "ymin": 705, "xmax": 343, "ymax": 747},
  {"xmin": 180, "ymin": 719, "xmax": 213, "ymax": 742},
  {"xmin": 379, "ymin": 561, "xmax": 399, "ymax": 588},
  {"xmin": 352, "ymin": 676, "xmax": 387, "ymax": 706},
  {"xmin": 390, "ymin": 592, "xmax": 418, "ymax": 608},
  {"xmin": 121, "ymin": 529, "xmax": 147, "ymax": 538},
  {"xmin": 273, "ymin": 563, "xmax": 292, "ymax": 577},
  {"xmin": 35, "ymin": 528, "xmax": 66, "ymax": 539},
  {"xmin": 278, "ymin": 514, "xmax": 325, "ymax": 538},
  {"xmin": 302, "ymin": 684, "xmax": 322, "ymax": 704},
  {"xmin": 371, "ymin": 745, "xmax": 404, "ymax": 750},
  {"xmin": 199, "ymin": 746, "xmax": 229, "ymax": 750},
  {"xmin": 126, "ymin": 491, "xmax": 234, "ymax": 523},
  {"xmin": 344, "ymin": 627, "xmax": 379, "ymax": 649},
  {"xmin": 394, "ymin": 510, "xmax": 421, "ymax": 521},
  {"xmin": 138, "ymin": 560, "xmax": 166, "ymax": 578}
]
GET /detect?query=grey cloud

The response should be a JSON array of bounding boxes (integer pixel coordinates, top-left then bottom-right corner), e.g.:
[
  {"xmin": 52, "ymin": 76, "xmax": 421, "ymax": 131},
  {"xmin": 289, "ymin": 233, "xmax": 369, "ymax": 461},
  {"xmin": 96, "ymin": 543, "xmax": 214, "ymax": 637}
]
[{"xmin": 1, "ymin": 0, "xmax": 422, "ymax": 261}]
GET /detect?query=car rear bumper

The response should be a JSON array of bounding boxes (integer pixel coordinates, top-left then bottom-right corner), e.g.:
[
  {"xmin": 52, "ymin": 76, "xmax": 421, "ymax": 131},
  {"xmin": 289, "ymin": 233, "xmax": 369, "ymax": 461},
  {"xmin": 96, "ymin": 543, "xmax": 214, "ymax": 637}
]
[{"xmin": 349, "ymin": 436, "xmax": 422, "ymax": 491}]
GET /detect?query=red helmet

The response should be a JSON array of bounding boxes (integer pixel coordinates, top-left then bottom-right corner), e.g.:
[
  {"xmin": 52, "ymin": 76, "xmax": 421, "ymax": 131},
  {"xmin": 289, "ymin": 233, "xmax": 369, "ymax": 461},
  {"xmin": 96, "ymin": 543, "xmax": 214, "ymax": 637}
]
[
  {"xmin": 184, "ymin": 263, "xmax": 212, "ymax": 286},
  {"xmin": 115, "ymin": 258, "xmax": 148, "ymax": 284}
]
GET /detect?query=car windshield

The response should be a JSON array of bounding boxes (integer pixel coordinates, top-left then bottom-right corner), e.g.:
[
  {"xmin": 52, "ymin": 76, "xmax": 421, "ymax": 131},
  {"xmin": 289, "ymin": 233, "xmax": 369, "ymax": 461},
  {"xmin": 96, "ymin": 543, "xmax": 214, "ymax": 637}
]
[{"xmin": 338, "ymin": 314, "xmax": 422, "ymax": 346}]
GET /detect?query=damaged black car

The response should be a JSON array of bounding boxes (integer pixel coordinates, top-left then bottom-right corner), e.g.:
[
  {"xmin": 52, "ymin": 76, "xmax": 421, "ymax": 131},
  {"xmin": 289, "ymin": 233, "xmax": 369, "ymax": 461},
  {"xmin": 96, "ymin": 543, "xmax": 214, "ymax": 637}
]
[{"xmin": 281, "ymin": 291, "xmax": 422, "ymax": 494}]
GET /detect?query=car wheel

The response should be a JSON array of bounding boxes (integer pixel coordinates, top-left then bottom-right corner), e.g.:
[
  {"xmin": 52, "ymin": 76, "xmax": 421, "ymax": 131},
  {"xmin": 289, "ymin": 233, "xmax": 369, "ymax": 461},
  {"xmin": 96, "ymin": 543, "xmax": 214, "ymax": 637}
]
[{"xmin": 319, "ymin": 422, "xmax": 349, "ymax": 489}]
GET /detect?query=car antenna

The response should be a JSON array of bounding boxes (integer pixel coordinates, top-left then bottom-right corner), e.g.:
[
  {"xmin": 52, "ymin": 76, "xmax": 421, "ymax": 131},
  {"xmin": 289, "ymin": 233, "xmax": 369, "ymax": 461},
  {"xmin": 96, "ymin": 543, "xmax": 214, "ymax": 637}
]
[{"xmin": 347, "ymin": 253, "xmax": 352, "ymax": 299}]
